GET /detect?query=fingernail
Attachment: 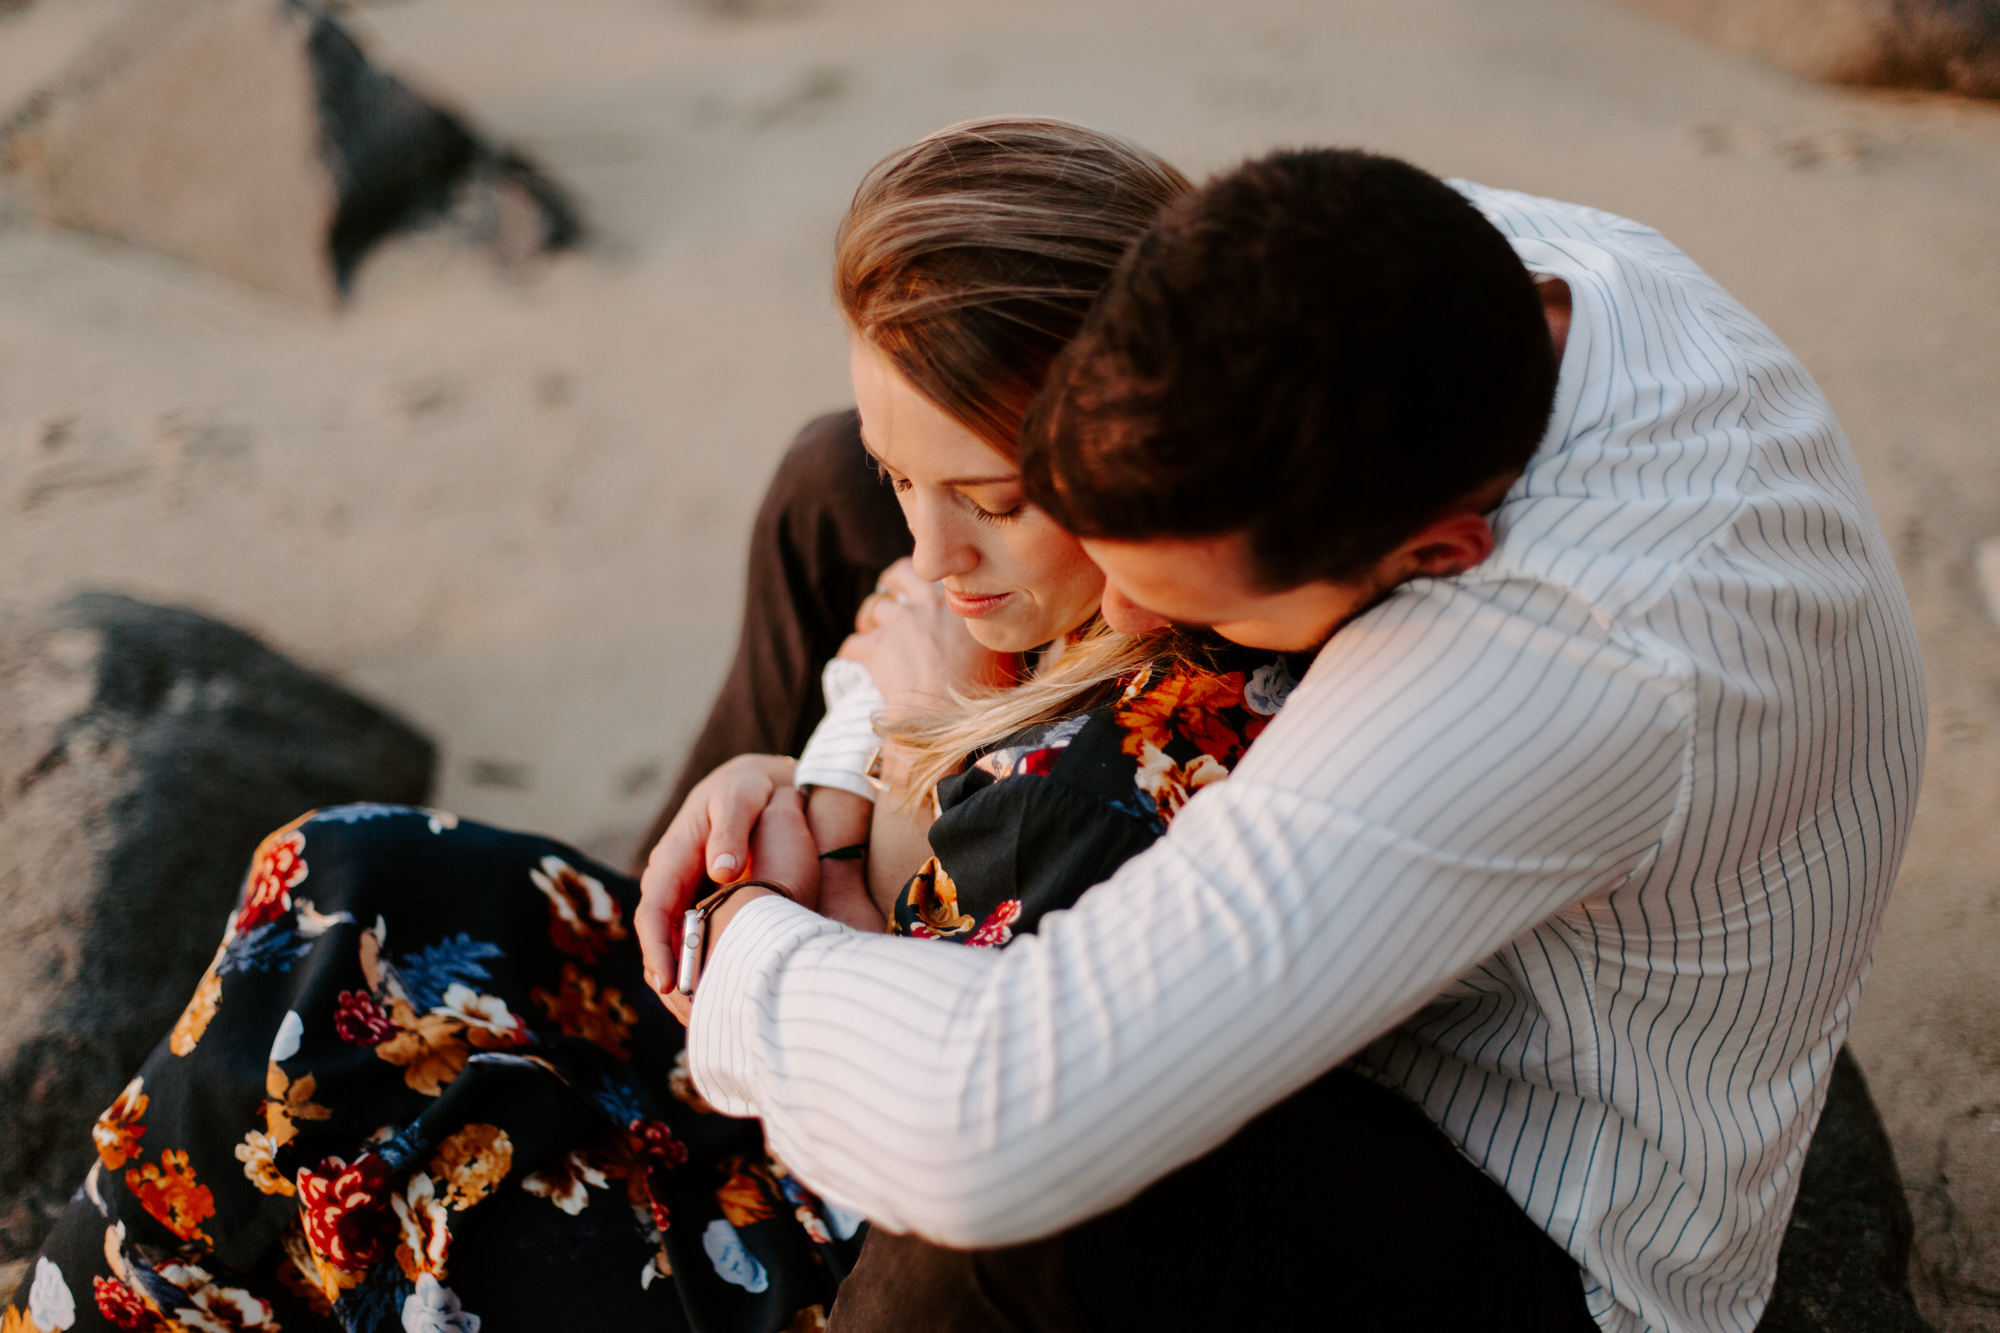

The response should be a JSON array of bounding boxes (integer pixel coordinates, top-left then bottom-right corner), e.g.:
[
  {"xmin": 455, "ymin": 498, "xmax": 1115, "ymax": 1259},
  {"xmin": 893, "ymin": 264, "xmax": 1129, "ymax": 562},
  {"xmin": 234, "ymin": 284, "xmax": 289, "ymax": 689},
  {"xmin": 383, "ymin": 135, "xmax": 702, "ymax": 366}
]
[{"xmin": 712, "ymin": 853, "xmax": 740, "ymax": 876}]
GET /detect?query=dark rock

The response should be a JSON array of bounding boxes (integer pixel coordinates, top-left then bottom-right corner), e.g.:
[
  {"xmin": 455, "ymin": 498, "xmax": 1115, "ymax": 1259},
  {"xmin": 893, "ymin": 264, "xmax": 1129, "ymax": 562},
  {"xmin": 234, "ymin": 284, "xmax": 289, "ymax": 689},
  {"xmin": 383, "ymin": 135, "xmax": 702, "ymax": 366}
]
[
  {"xmin": 1760, "ymin": 1048, "xmax": 1932, "ymax": 1330},
  {"xmin": 302, "ymin": 6, "xmax": 581, "ymax": 290},
  {"xmin": 1907, "ymin": 1101, "xmax": 2000, "ymax": 1320},
  {"xmin": 1624, "ymin": 0, "xmax": 2000, "ymax": 99},
  {"xmin": 0, "ymin": 593, "xmax": 434, "ymax": 1263},
  {"xmin": 0, "ymin": 0, "xmax": 581, "ymax": 307}
]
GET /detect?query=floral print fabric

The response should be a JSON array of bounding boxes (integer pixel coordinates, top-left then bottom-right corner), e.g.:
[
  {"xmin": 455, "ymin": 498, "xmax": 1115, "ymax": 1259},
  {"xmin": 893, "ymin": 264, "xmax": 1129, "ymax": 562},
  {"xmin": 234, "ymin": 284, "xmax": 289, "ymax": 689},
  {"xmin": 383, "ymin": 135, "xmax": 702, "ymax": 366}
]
[
  {"xmin": 9, "ymin": 809, "xmax": 855, "ymax": 1333},
  {"xmin": 890, "ymin": 644, "xmax": 1301, "ymax": 945}
]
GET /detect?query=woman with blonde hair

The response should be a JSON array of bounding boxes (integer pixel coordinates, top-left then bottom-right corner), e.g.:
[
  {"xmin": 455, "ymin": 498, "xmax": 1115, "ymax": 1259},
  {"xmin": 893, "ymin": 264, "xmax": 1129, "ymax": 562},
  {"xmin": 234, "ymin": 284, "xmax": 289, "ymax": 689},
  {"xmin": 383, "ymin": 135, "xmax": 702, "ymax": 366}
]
[{"xmin": 9, "ymin": 118, "xmax": 1312, "ymax": 1333}]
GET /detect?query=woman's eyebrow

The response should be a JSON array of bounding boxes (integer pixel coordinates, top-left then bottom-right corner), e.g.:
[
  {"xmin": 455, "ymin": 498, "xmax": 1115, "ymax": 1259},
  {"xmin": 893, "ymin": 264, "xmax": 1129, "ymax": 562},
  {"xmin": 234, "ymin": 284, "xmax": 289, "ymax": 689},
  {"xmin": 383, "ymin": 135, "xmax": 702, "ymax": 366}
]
[{"xmin": 940, "ymin": 473, "xmax": 1019, "ymax": 488}]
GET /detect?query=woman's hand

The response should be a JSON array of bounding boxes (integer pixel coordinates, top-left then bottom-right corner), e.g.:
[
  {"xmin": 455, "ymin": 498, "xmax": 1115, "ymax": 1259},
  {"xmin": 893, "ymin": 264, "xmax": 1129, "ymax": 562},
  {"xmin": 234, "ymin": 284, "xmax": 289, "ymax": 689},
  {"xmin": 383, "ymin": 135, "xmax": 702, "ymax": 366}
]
[
  {"xmin": 842, "ymin": 557, "xmax": 1016, "ymax": 720},
  {"xmin": 637, "ymin": 755, "xmax": 817, "ymax": 999}
]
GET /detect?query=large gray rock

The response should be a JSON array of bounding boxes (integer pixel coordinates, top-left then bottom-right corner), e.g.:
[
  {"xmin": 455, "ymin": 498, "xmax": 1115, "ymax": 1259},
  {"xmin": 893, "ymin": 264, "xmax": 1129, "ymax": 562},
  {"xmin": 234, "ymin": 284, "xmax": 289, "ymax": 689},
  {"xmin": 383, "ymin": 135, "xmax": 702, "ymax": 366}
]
[
  {"xmin": 1761, "ymin": 1048, "xmax": 1932, "ymax": 1330},
  {"xmin": 0, "ymin": 0, "xmax": 581, "ymax": 307},
  {"xmin": 1625, "ymin": 0, "xmax": 2000, "ymax": 98},
  {"xmin": 0, "ymin": 592, "xmax": 434, "ymax": 1264}
]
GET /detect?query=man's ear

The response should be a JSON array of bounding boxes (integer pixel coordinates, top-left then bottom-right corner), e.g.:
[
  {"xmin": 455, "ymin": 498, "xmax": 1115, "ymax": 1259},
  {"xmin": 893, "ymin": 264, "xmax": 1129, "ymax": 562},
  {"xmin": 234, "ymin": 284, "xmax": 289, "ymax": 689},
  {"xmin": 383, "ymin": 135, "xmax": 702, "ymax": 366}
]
[{"xmin": 1394, "ymin": 512, "xmax": 1496, "ymax": 581}]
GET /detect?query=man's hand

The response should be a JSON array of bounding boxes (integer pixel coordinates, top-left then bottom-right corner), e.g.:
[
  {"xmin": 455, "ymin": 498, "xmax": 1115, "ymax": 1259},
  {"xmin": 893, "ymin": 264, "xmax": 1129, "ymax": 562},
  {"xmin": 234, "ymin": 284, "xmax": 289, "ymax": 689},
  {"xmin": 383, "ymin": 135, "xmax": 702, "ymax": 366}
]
[
  {"xmin": 841, "ymin": 558, "xmax": 1016, "ymax": 720},
  {"xmin": 637, "ymin": 755, "xmax": 812, "ymax": 998}
]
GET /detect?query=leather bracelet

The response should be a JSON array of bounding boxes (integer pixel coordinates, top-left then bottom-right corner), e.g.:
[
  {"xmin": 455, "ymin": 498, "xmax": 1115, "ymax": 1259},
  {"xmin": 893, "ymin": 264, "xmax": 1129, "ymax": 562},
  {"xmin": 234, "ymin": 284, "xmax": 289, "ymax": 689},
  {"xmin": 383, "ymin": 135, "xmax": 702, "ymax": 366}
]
[{"xmin": 675, "ymin": 879, "xmax": 796, "ymax": 997}]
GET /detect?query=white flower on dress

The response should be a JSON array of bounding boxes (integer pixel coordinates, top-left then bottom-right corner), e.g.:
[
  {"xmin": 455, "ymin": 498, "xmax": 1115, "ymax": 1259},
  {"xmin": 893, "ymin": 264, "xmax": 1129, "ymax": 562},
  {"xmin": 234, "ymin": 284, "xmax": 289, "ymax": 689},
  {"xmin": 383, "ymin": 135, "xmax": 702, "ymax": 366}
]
[
  {"xmin": 1244, "ymin": 658, "xmax": 1298, "ymax": 716},
  {"xmin": 433, "ymin": 986, "xmax": 526, "ymax": 1047},
  {"xmin": 293, "ymin": 898, "xmax": 356, "ymax": 938},
  {"xmin": 521, "ymin": 1151, "xmax": 609, "ymax": 1215},
  {"xmin": 1132, "ymin": 743, "xmax": 1229, "ymax": 824},
  {"xmin": 269, "ymin": 1011, "xmax": 304, "ymax": 1063},
  {"xmin": 29, "ymin": 1257, "xmax": 76, "ymax": 1330},
  {"xmin": 153, "ymin": 1262, "xmax": 277, "ymax": 1331},
  {"xmin": 401, "ymin": 1273, "xmax": 480, "ymax": 1333},
  {"xmin": 392, "ymin": 1172, "xmax": 452, "ymax": 1279},
  {"xmin": 702, "ymin": 1218, "xmax": 769, "ymax": 1293},
  {"xmin": 234, "ymin": 1129, "xmax": 294, "ymax": 1197}
]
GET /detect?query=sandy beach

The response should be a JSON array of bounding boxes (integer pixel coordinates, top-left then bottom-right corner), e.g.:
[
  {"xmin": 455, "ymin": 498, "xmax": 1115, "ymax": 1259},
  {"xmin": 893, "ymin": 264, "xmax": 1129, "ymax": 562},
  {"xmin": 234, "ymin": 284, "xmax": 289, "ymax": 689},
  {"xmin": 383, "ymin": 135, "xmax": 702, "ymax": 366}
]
[{"xmin": 3, "ymin": 0, "xmax": 1997, "ymax": 1322}]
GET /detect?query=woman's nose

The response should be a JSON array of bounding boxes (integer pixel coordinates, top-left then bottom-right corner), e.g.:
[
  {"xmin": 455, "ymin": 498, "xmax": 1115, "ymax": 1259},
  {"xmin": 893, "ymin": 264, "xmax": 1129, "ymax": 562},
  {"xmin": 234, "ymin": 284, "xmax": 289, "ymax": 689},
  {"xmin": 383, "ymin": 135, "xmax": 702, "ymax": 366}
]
[{"xmin": 907, "ymin": 500, "xmax": 978, "ymax": 583}]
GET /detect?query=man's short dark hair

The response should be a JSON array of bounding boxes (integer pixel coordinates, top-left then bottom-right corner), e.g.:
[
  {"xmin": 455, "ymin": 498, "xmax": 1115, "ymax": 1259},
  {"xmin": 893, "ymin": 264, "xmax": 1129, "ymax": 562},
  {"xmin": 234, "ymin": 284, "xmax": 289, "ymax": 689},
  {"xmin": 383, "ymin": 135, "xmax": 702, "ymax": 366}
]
[{"xmin": 1021, "ymin": 148, "xmax": 1559, "ymax": 590}]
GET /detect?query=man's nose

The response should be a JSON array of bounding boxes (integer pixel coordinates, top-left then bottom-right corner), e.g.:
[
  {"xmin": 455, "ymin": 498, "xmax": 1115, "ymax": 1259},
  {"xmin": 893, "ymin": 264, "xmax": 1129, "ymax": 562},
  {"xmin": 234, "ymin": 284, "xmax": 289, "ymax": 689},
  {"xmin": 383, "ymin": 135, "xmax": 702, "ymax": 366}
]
[{"xmin": 1100, "ymin": 585, "xmax": 1171, "ymax": 633}]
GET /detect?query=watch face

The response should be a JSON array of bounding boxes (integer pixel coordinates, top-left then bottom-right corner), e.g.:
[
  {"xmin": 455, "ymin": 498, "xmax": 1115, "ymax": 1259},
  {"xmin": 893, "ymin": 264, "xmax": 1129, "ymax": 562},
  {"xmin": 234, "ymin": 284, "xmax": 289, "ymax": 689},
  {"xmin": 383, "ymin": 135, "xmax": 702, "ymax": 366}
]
[{"xmin": 677, "ymin": 910, "xmax": 707, "ymax": 994}]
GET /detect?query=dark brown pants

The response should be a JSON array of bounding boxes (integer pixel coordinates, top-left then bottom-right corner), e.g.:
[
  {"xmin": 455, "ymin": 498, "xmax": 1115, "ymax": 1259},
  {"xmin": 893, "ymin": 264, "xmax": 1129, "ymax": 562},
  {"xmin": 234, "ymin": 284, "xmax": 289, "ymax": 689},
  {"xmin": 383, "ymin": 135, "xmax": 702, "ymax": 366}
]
[
  {"xmin": 647, "ymin": 413, "xmax": 1597, "ymax": 1329},
  {"xmin": 825, "ymin": 1067, "xmax": 1597, "ymax": 1333}
]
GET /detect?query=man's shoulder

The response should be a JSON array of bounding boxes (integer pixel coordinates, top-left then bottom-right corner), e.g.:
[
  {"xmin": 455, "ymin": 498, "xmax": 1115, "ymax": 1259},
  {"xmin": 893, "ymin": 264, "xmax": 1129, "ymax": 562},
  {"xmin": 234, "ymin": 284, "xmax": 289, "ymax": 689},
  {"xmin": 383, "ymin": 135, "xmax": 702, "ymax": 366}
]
[
  {"xmin": 1447, "ymin": 182, "xmax": 1879, "ymax": 628},
  {"xmin": 1448, "ymin": 180, "xmax": 1673, "ymax": 258},
  {"xmin": 1449, "ymin": 179, "xmax": 1734, "ymax": 326}
]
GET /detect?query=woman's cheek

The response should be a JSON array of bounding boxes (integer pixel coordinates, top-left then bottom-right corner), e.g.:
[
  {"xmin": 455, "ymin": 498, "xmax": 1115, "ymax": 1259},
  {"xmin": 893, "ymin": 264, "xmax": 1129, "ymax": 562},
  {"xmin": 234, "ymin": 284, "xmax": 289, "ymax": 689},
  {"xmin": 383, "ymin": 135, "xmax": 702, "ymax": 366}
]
[{"xmin": 1027, "ymin": 524, "xmax": 1105, "ymax": 629}]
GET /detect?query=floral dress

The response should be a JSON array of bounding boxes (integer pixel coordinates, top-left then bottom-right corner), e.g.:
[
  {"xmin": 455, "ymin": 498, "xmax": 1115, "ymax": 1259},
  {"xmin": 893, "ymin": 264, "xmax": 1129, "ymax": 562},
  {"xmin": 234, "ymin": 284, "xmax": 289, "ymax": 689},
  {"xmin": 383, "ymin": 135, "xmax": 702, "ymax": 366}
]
[
  {"xmin": 892, "ymin": 648, "xmax": 1300, "ymax": 950},
  {"xmin": 6, "ymin": 810, "xmax": 861, "ymax": 1333},
  {"xmin": 6, "ymin": 646, "xmax": 1298, "ymax": 1333}
]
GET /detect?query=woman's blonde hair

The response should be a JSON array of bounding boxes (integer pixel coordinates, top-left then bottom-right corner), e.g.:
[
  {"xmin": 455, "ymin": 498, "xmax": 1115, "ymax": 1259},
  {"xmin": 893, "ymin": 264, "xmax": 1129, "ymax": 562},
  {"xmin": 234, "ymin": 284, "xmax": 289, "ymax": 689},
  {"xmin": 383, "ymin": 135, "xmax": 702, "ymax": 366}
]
[
  {"xmin": 834, "ymin": 118, "xmax": 1195, "ymax": 796},
  {"xmin": 835, "ymin": 116, "xmax": 1191, "ymax": 457},
  {"xmin": 891, "ymin": 624, "xmax": 1236, "ymax": 801}
]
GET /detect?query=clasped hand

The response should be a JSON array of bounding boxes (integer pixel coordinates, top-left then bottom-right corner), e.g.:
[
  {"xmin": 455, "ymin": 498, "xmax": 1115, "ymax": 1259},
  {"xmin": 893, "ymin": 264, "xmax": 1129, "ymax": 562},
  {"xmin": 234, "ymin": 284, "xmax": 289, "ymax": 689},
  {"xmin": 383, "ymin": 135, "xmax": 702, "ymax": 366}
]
[{"xmin": 636, "ymin": 559, "xmax": 1013, "ymax": 1023}]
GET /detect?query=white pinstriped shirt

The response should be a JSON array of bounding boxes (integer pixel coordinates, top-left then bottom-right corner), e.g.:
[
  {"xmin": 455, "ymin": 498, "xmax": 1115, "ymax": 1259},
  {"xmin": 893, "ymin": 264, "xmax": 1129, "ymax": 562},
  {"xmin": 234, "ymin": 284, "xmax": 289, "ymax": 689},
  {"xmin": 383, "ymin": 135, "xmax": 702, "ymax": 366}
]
[{"xmin": 686, "ymin": 184, "xmax": 1927, "ymax": 1333}]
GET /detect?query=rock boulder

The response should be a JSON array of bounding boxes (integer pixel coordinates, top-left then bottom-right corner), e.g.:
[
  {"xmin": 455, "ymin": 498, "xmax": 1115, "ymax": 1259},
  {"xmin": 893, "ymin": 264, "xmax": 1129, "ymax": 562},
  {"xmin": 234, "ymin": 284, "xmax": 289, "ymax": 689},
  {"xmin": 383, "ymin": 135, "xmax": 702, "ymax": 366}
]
[
  {"xmin": 0, "ymin": 0, "xmax": 581, "ymax": 307},
  {"xmin": 1760, "ymin": 1047, "xmax": 1932, "ymax": 1330},
  {"xmin": 1624, "ymin": 0, "xmax": 2000, "ymax": 98},
  {"xmin": 0, "ymin": 592, "xmax": 434, "ymax": 1264}
]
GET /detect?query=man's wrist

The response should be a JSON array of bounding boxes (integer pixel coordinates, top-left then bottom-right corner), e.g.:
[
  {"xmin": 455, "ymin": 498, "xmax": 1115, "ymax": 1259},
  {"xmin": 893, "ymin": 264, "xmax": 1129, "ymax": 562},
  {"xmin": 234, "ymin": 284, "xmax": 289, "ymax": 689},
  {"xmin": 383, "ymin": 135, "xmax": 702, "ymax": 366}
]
[{"xmin": 708, "ymin": 884, "xmax": 778, "ymax": 943}]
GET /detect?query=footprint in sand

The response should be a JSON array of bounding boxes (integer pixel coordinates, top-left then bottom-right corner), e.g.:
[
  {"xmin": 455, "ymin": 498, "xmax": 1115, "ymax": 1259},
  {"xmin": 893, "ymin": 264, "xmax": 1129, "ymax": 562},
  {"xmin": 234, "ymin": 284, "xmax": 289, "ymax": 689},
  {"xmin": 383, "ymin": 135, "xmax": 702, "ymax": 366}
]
[{"xmin": 1689, "ymin": 119, "xmax": 1891, "ymax": 169}]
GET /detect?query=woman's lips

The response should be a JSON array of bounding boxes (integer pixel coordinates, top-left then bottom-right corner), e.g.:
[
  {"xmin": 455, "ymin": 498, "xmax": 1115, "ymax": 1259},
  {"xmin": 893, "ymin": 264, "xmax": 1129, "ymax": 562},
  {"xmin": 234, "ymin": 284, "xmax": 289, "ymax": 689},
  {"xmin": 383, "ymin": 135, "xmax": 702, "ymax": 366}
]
[{"xmin": 946, "ymin": 590, "xmax": 1012, "ymax": 618}]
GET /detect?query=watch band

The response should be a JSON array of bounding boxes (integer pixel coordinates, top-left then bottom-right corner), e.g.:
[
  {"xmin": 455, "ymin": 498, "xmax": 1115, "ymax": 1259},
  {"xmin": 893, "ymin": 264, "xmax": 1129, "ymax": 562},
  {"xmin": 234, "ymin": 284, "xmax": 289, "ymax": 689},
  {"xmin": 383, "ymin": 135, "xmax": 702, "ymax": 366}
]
[{"xmin": 675, "ymin": 879, "xmax": 796, "ymax": 997}]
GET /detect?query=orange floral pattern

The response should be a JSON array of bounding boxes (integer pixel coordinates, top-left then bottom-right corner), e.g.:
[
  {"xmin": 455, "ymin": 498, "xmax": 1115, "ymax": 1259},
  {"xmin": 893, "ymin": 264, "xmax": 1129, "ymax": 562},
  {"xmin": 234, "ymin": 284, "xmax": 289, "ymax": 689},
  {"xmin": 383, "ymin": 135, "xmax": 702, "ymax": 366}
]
[
  {"xmin": 903, "ymin": 858, "xmax": 975, "ymax": 938},
  {"xmin": 374, "ymin": 1001, "xmax": 471, "ymax": 1097},
  {"xmin": 125, "ymin": 1149, "xmax": 216, "ymax": 1245},
  {"xmin": 92, "ymin": 1077, "xmax": 148, "ymax": 1171},
  {"xmin": 235, "ymin": 825, "xmax": 308, "ymax": 936},
  {"xmin": 264, "ymin": 1062, "xmax": 332, "ymax": 1148},
  {"xmin": 1115, "ymin": 665, "xmax": 1267, "ymax": 768},
  {"xmin": 716, "ymin": 1160, "xmax": 777, "ymax": 1228},
  {"xmin": 531, "ymin": 964, "xmax": 638, "ymax": 1059},
  {"xmin": 168, "ymin": 961, "xmax": 223, "ymax": 1058},
  {"xmin": 429, "ymin": 1123, "xmax": 514, "ymax": 1210},
  {"xmin": 893, "ymin": 645, "xmax": 1295, "ymax": 945}
]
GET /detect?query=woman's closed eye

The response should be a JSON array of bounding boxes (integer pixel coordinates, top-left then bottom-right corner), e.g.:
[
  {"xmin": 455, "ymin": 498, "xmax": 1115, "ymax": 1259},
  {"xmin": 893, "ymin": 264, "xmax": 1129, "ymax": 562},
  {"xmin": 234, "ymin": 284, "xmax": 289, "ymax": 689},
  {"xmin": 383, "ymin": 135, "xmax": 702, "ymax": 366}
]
[{"xmin": 966, "ymin": 494, "xmax": 1024, "ymax": 524}]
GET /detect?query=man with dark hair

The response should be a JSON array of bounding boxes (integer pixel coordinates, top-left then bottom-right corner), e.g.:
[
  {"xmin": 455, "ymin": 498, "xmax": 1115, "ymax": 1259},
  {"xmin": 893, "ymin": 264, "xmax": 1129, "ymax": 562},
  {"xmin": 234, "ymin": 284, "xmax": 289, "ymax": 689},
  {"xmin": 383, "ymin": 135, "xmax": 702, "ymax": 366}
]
[
  {"xmin": 1025, "ymin": 149, "xmax": 1558, "ymax": 599},
  {"xmin": 640, "ymin": 148, "xmax": 1924, "ymax": 1332}
]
